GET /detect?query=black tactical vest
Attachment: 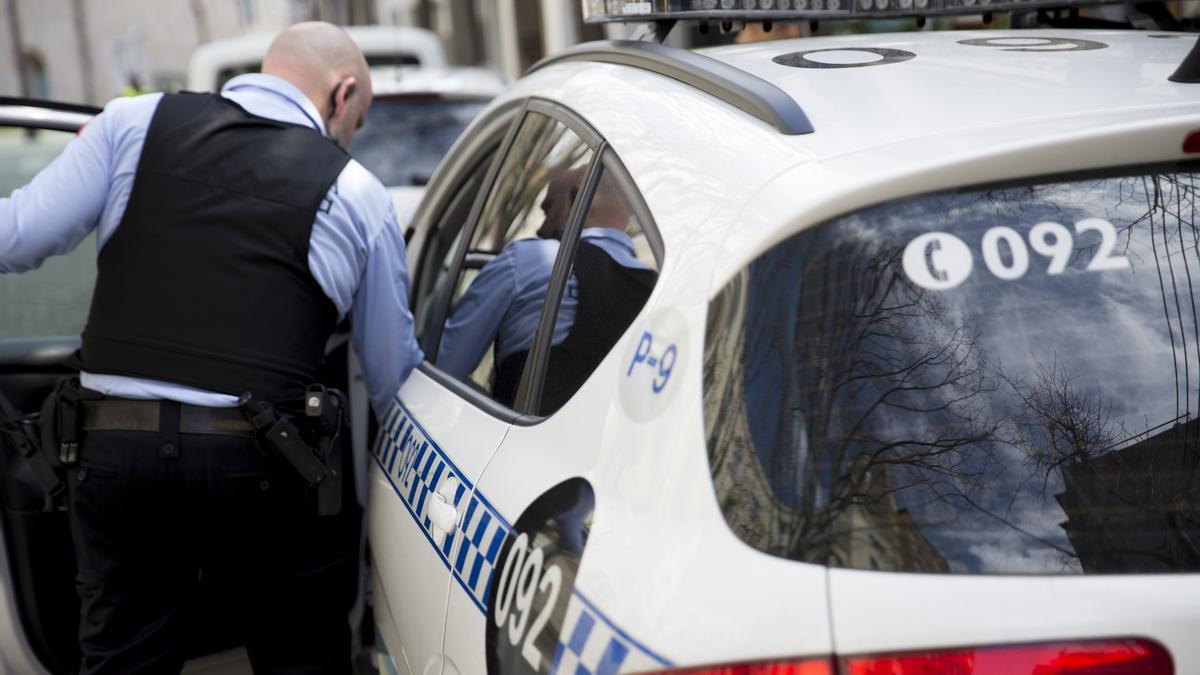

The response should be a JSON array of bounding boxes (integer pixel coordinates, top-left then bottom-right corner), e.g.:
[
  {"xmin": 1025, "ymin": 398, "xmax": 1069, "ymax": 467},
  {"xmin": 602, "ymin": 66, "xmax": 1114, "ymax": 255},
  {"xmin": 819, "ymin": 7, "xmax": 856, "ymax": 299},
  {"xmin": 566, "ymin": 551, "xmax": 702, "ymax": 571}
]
[
  {"xmin": 72, "ymin": 92, "xmax": 351, "ymax": 403},
  {"xmin": 494, "ymin": 240, "xmax": 656, "ymax": 413}
]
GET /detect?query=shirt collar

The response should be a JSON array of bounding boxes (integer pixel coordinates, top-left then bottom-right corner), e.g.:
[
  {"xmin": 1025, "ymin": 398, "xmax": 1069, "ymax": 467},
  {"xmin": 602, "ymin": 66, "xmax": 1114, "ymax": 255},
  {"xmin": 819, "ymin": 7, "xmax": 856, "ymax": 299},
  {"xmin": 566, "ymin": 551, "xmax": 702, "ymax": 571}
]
[
  {"xmin": 581, "ymin": 226, "xmax": 636, "ymax": 251},
  {"xmin": 221, "ymin": 73, "xmax": 327, "ymax": 135}
]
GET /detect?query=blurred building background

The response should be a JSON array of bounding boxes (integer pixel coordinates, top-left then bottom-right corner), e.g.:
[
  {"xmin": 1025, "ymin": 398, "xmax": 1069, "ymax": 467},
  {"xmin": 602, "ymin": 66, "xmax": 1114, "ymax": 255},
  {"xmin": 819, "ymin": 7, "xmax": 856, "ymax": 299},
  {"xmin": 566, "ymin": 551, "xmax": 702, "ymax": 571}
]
[{"xmin": 0, "ymin": 0, "xmax": 629, "ymax": 105}]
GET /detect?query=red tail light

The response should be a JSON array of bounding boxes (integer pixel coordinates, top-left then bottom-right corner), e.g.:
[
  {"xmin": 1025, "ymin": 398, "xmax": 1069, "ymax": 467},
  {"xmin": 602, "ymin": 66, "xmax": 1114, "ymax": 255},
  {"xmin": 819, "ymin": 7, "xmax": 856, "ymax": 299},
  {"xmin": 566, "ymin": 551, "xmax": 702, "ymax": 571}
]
[
  {"xmin": 841, "ymin": 639, "xmax": 1173, "ymax": 675},
  {"xmin": 648, "ymin": 639, "xmax": 1172, "ymax": 675},
  {"xmin": 1184, "ymin": 130, "xmax": 1200, "ymax": 153}
]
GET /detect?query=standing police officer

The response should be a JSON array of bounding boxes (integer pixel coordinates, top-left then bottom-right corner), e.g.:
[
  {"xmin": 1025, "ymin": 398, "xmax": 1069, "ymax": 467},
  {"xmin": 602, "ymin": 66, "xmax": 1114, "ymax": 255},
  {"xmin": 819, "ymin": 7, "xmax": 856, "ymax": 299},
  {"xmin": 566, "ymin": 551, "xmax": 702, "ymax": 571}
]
[{"xmin": 0, "ymin": 22, "xmax": 422, "ymax": 674}]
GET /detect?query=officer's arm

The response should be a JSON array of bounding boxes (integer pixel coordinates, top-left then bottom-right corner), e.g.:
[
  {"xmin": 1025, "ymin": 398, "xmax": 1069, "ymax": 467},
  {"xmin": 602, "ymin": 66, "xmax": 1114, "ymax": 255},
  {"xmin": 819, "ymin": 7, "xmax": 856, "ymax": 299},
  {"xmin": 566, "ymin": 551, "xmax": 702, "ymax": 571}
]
[
  {"xmin": 437, "ymin": 249, "xmax": 518, "ymax": 380},
  {"xmin": 0, "ymin": 104, "xmax": 116, "ymax": 273},
  {"xmin": 350, "ymin": 204, "xmax": 425, "ymax": 418}
]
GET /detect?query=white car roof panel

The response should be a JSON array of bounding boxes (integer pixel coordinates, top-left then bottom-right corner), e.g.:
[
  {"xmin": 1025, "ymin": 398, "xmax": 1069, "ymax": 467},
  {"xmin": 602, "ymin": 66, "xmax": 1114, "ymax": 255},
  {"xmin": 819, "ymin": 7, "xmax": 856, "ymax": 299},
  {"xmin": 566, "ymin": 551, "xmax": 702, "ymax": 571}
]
[{"xmin": 702, "ymin": 30, "xmax": 1198, "ymax": 161}]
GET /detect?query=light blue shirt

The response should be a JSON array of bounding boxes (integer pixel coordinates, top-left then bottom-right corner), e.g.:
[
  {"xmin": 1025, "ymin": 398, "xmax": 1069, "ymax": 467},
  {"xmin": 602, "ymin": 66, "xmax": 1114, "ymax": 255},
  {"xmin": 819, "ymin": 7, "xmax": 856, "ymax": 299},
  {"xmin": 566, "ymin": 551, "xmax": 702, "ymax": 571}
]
[
  {"xmin": 437, "ymin": 227, "xmax": 647, "ymax": 380},
  {"xmin": 0, "ymin": 73, "xmax": 423, "ymax": 417}
]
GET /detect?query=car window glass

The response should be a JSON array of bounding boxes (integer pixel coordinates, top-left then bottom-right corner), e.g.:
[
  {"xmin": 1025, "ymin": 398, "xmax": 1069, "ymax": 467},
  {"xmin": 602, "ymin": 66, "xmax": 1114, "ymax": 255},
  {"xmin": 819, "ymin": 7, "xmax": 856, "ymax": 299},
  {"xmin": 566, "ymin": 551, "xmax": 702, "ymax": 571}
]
[
  {"xmin": 535, "ymin": 167, "xmax": 659, "ymax": 415},
  {"xmin": 414, "ymin": 149, "xmax": 497, "ymax": 343},
  {"xmin": 0, "ymin": 127, "xmax": 95, "ymax": 340},
  {"xmin": 704, "ymin": 164, "xmax": 1200, "ymax": 575},
  {"xmin": 347, "ymin": 97, "xmax": 490, "ymax": 188},
  {"xmin": 434, "ymin": 112, "xmax": 592, "ymax": 406}
]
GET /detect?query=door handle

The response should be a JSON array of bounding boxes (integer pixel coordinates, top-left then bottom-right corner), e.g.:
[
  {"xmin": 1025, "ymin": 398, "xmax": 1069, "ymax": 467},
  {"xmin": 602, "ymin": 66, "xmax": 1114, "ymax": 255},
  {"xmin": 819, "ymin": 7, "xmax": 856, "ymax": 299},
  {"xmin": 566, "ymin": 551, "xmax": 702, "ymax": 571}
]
[
  {"xmin": 428, "ymin": 476, "xmax": 460, "ymax": 533},
  {"xmin": 428, "ymin": 492, "xmax": 458, "ymax": 532}
]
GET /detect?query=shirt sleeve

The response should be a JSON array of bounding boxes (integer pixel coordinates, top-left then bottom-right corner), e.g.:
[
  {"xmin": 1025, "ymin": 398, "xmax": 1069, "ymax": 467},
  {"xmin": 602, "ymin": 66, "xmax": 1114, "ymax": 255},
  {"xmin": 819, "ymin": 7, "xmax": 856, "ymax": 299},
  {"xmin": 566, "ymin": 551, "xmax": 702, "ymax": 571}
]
[
  {"xmin": 0, "ymin": 106, "xmax": 115, "ymax": 272},
  {"xmin": 350, "ymin": 198, "xmax": 426, "ymax": 418},
  {"xmin": 437, "ymin": 246, "xmax": 518, "ymax": 380}
]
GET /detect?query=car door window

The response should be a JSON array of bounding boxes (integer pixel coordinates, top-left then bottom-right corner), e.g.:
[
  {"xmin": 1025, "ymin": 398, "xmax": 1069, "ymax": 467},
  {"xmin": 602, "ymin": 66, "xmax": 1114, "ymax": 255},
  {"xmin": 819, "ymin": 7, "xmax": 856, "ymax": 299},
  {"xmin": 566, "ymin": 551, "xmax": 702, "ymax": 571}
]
[
  {"xmin": 0, "ymin": 127, "xmax": 95, "ymax": 340},
  {"xmin": 531, "ymin": 157, "xmax": 660, "ymax": 416},
  {"xmin": 434, "ymin": 111, "xmax": 593, "ymax": 405},
  {"xmin": 413, "ymin": 149, "xmax": 497, "ymax": 343}
]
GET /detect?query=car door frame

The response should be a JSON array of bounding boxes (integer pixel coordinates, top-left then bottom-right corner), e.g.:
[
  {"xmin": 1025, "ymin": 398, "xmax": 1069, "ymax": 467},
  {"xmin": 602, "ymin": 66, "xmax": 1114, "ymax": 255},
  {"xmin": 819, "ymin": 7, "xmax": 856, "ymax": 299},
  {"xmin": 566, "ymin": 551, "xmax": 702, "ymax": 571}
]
[
  {"xmin": 418, "ymin": 97, "xmax": 667, "ymax": 675},
  {"xmin": 0, "ymin": 97, "xmax": 97, "ymax": 675}
]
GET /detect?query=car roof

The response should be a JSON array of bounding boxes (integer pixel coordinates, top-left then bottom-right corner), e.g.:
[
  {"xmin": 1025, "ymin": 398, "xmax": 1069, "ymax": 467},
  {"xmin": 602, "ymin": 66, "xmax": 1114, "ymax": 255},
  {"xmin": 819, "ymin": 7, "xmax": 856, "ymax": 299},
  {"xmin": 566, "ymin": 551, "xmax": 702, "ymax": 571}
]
[
  {"xmin": 698, "ymin": 29, "xmax": 1196, "ymax": 161},
  {"xmin": 510, "ymin": 29, "xmax": 1200, "ymax": 293},
  {"xmin": 186, "ymin": 25, "xmax": 448, "ymax": 91}
]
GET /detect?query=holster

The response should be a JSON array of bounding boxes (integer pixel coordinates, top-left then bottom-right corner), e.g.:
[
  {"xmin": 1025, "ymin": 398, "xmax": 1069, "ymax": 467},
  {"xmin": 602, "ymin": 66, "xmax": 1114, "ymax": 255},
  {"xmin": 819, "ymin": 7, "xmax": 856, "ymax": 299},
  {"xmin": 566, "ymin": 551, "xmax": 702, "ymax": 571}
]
[
  {"xmin": 0, "ymin": 377, "xmax": 90, "ymax": 511},
  {"xmin": 40, "ymin": 377, "xmax": 87, "ymax": 470},
  {"xmin": 304, "ymin": 385, "xmax": 347, "ymax": 518},
  {"xmin": 239, "ymin": 386, "xmax": 348, "ymax": 517}
]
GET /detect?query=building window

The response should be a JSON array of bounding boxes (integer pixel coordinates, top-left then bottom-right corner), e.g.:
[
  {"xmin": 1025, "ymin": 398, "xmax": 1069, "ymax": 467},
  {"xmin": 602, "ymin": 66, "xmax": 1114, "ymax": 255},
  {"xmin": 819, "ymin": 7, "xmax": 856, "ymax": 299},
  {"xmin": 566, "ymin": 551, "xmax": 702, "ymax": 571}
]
[
  {"xmin": 21, "ymin": 52, "xmax": 48, "ymax": 99},
  {"xmin": 237, "ymin": 0, "xmax": 256, "ymax": 25}
]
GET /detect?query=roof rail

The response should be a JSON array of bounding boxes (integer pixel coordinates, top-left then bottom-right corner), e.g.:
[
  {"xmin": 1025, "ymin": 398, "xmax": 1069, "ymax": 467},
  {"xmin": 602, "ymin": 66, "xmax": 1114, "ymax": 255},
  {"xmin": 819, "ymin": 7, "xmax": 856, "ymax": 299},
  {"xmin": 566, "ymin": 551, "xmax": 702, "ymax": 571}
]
[{"xmin": 527, "ymin": 40, "xmax": 814, "ymax": 136}]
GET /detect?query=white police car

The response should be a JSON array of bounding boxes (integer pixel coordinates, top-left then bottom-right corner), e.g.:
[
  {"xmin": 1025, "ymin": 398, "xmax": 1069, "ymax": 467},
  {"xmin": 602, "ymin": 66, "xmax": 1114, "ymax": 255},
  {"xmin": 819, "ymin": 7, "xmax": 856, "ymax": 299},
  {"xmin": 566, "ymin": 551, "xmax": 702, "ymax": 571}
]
[
  {"xmin": 2, "ymin": 7, "xmax": 1200, "ymax": 675},
  {"xmin": 366, "ymin": 3, "xmax": 1200, "ymax": 675}
]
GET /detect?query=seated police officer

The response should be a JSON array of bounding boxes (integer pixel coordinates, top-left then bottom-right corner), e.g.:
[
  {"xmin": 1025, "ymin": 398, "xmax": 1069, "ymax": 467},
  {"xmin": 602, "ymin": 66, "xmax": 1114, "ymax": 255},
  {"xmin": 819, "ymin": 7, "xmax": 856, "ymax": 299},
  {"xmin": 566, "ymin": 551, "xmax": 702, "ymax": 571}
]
[
  {"xmin": 436, "ymin": 168, "xmax": 578, "ymax": 390},
  {"xmin": 439, "ymin": 167, "xmax": 655, "ymax": 411},
  {"xmin": 0, "ymin": 22, "xmax": 422, "ymax": 675}
]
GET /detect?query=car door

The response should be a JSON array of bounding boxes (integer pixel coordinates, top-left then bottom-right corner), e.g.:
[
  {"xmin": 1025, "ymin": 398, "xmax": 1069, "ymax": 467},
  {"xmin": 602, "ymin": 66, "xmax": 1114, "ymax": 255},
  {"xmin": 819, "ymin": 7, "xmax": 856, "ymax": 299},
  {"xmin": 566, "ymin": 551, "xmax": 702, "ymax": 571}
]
[
  {"xmin": 370, "ymin": 100, "xmax": 594, "ymax": 674},
  {"xmin": 0, "ymin": 98, "xmax": 98, "ymax": 675},
  {"xmin": 437, "ymin": 115, "xmax": 667, "ymax": 675},
  {"xmin": 372, "ymin": 100, "xmax": 603, "ymax": 675},
  {"xmin": 0, "ymin": 98, "xmax": 378, "ymax": 675}
]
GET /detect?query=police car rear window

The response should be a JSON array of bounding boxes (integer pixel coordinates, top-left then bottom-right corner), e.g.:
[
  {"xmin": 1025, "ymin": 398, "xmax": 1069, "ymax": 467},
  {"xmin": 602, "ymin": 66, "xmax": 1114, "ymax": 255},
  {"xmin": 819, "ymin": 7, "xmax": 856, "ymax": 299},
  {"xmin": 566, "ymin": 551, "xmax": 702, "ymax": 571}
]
[{"xmin": 704, "ymin": 163, "xmax": 1200, "ymax": 574}]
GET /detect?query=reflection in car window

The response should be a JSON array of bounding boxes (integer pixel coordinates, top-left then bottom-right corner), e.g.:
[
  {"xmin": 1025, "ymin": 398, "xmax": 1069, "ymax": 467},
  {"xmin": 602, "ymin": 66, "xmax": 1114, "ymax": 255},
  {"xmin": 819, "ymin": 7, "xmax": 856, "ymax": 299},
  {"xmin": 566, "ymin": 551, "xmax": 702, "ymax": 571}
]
[
  {"xmin": 0, "ymin": 128, "xmax": 95, "ymax": 340},
  {"xmin": 705, "ymin": 165, "xmax": 1200, "ymax": 574},
  {"xmin": 414, "ymin": 149, "xmax": 497, "ymax": 344},
  {"xmin": 535, "ymin": 166, "xmax": 658, "ymax": 415},
  {"xmin": 348, "ymin": 97, "xmax": 489, "ymax": 188},
  {"xmin": 435, "ymin": 112, "xmax": 592, "ymax": 405}
]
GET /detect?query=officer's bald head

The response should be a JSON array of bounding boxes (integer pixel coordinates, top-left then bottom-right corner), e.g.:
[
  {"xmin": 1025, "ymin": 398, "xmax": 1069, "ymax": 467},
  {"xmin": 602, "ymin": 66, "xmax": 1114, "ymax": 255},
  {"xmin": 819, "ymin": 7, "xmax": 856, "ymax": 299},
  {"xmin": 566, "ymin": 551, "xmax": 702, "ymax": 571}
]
[{"xmin": 262, "ymin": 22, "xmax": 372, "ymax": 148}]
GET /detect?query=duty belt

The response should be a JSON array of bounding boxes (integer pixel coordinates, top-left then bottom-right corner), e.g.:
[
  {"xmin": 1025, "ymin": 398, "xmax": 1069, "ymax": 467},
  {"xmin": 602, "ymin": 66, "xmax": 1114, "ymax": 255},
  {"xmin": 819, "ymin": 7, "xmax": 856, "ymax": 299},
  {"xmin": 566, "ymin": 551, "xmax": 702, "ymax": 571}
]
[{"xmin": 81, "ymin": 399, "xmax": 254, "ymax": 436}]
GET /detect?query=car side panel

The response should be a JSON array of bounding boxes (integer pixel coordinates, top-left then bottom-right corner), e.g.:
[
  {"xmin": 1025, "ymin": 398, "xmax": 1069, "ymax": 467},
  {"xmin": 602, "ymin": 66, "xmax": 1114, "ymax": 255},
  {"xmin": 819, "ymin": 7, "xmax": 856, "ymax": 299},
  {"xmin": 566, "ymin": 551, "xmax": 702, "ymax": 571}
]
[
  {"xmin": 370, "ymin": 369, "xmax": 511, "ymax": 675},
  {"xmin": 442, "ymin": 305, "xmax": 833, "ymax": 673},
  {"xmin": 829, "ymin": 571, "xmax": 1200, "ymax": 670}
]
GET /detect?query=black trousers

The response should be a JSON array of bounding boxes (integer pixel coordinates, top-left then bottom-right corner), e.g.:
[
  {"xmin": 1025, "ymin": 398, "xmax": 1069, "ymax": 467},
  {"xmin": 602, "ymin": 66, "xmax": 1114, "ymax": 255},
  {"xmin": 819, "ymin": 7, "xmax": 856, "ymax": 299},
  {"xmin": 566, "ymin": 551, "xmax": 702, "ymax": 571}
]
[{"xmin": 67, "ymin": 426, "xmax": 360, "ymax": 675}]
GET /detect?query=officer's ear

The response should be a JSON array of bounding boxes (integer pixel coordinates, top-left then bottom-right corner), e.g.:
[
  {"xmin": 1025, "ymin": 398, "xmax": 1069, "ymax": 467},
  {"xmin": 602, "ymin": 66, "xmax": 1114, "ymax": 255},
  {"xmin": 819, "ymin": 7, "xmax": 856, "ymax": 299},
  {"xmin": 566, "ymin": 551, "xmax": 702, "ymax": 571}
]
[{"xmin": 329, "ymin": 78, "xmax": 358, "ymax": 120}]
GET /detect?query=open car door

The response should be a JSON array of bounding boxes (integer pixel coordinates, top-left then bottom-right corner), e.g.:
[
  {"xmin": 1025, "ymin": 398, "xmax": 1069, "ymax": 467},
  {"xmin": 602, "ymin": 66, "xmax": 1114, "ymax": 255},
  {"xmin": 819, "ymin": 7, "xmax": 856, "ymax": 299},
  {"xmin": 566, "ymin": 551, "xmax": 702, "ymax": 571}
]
[
  {"xmin": 0, "ymin": 97, "xmax": 376, "ymax": 674},
  {"xmin": 0, "ymin": 97, "xmax": 99, "ymax": 675}
]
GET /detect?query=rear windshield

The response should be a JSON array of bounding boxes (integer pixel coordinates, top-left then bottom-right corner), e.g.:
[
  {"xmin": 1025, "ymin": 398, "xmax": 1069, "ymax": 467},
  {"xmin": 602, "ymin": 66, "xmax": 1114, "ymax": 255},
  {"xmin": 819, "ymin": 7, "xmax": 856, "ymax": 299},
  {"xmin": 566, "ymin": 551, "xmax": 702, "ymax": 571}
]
[
  {"xmin": 704, "ymin": 164, "xmax": 1200, "ymax": 574},
  {"xmin": 348, "ymin": 97, "xmax": 489, "ymax": 188}
]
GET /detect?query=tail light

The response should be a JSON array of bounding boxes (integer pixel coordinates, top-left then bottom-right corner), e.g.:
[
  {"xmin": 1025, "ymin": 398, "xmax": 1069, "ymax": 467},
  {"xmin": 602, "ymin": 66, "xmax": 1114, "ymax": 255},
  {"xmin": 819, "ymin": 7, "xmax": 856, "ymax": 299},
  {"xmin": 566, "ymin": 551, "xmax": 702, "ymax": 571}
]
[
  {"xmin": 1184, "ymin": 130, "xmax": 1200, "ymax": 153},
  {"xmin": 647, "ymin": 639, "xmax": 1172, "ymax": 675}
]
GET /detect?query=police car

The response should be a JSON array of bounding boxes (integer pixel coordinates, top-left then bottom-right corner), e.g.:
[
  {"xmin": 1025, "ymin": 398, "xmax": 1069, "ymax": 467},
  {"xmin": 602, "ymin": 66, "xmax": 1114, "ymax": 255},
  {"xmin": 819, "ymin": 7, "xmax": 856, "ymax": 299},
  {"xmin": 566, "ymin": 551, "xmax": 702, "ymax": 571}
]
[
  {"xmin": 366, "ymin": 4, "xmax": 1200, "ymax": 675},
  {"xmin": 1, "ymin": 6, "xmax": 1200, "ymax": 675}
]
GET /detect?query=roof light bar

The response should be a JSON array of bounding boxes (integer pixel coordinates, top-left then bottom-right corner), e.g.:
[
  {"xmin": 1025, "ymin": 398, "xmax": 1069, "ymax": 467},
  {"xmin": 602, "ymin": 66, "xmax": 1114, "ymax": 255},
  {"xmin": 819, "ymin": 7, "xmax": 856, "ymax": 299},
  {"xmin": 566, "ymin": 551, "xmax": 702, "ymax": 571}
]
[{"xmin": 583, "ymin": 0, "xmax": 1126, "ymax": 21}]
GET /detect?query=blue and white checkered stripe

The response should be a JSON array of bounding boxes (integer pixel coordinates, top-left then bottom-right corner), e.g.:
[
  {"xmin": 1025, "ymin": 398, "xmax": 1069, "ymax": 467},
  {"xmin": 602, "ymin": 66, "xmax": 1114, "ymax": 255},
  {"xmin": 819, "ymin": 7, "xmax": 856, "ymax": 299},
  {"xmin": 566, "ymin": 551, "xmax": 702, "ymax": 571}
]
[
  {"xmin": 374, "ymin": 404, "xmax": 463, "ymax": 553},
  {"xmin": 373, "ymin": 401, "xmax": 511, "ymax": 611},
  {"xmin": 374, "ymin": 399, "xmax": 672, "ymax": 672},
  {"xmin": 447, "ymin": 488, "xmax": 509, "ymax": 609},
  {"xmin": 550, "ymin": 594, "xmax": 668, "ymax": 675}
]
